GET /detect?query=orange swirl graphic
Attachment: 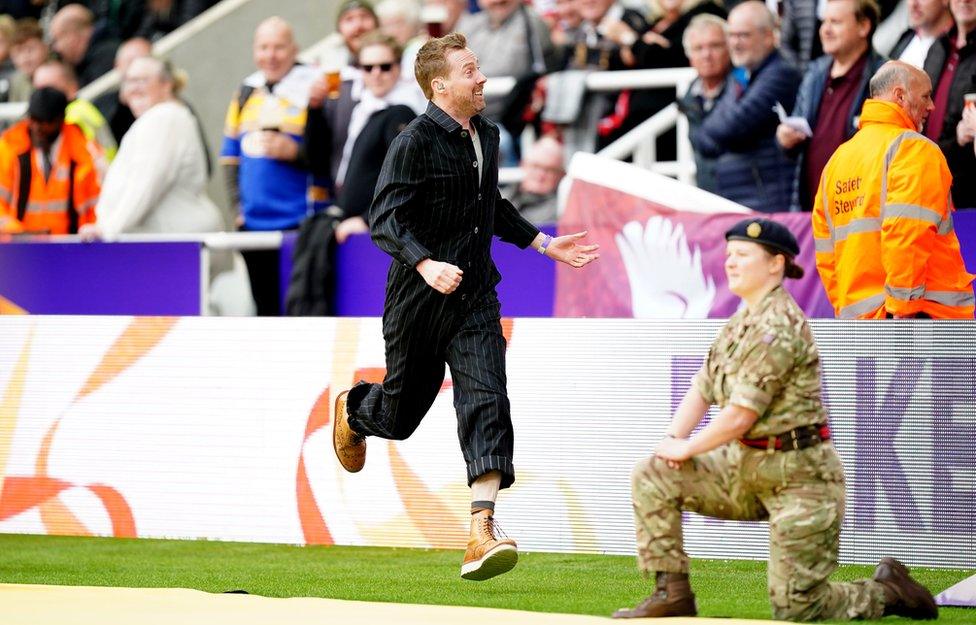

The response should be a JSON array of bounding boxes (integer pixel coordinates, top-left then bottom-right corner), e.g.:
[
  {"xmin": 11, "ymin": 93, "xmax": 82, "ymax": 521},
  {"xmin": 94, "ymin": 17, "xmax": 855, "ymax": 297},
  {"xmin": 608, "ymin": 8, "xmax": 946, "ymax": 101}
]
[
  {"xmin": 2, "ymin": 317, "xmax": 176, "ymax": 537},
  {"xmin": 296, "ymin": 387, "xmax": 334, "ymax": 545}
]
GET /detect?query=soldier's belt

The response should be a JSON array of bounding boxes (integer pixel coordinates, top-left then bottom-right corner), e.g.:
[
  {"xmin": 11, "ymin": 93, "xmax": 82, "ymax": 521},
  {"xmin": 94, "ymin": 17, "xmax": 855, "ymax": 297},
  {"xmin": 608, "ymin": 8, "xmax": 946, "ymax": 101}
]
[{"xmin": 738, "ymin": 423, "xmax": 831, "ymax": 452}]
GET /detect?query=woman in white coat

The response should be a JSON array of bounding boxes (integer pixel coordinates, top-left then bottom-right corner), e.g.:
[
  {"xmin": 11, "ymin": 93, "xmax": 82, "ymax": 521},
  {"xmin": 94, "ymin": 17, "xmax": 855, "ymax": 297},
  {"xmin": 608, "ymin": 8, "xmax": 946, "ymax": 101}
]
[
  {"xmin": 83, "ymin": 56, "xmax": 223, "ymax": 239},
  {"xmin": 82, "ymin": 56, "xmax": 253, "ymax": 315}
]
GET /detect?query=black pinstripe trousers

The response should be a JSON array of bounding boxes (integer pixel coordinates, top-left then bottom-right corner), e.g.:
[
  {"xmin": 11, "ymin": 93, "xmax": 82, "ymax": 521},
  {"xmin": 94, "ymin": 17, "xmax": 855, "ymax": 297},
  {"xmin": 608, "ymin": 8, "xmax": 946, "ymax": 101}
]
[{"xmin": 347, "ymin": 289, "xmax": 515, "ymax": 489}]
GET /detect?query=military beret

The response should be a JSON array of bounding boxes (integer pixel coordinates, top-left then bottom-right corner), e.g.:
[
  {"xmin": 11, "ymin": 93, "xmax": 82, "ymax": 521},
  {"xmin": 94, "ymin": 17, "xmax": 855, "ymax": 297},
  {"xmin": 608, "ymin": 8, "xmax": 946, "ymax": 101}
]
[{"xmin": 725, "ymin": 218, "xmax": 800, "ymax": 257}]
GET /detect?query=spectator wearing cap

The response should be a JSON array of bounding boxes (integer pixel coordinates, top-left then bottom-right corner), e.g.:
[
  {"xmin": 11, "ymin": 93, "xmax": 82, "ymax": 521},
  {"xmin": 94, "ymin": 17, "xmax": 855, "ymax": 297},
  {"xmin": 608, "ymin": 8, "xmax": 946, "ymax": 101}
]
[
  {"xmin": 7, "ymin": 18, "xmax": 48, "ymax": 103},
  {"xmin": 0, "ymin": 87, "xmax": 100, "ymax": 235},
  {"xmin": 306, "ymin": 32, "xmax": 420, "ymax": 244},
  {"xmin": 812, "ymin": 61, "xmax": 974, "ymax": 319},
  {"xmin": 221, "ymin": 16, "xmax": 330, "ymax": 316},
  {"xmin": 776, "ymin": 0, "xmax": 885, "ymax": 212},
  {"xmin": 48, "ymin": 4, "xmax": 120, "ymax": 88},
  {"xmin": 33, "ymin": 59, "xmax": 118, "ymax": 168},
  {"xmin": 316, "ymin": 0, "xmax": 380, "ymax": 72},
  {"xmin": 307, "ymin": 0, "xmax": 382, "ymax": 183}
]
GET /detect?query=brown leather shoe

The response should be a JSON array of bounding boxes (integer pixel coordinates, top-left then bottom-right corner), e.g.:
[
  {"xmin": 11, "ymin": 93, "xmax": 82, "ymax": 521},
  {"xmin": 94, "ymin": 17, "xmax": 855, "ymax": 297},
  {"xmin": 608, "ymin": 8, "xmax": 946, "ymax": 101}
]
[
  {"xmin": 332, "ymin": 390, "xmax": 365, "ymax": 472},
  {"xmin": 612, "ymin": 573, "xmax": 697, "ymax": 619},
  {"xmin": 874, "ymin": 557, "xmax": 938, "ymax": 619},
  {"xmin": 460, "ymin": 511, "xmax": 518, "ymax": 581}
]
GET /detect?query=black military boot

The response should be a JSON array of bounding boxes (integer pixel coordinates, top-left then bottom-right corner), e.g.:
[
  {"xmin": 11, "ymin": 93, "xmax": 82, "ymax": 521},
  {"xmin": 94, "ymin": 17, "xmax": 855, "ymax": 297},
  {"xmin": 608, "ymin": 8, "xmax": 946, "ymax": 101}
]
[
  {"xmin": 612, "ymin": 572, "xmax": 697, "ymax": 619},
  {"xmin": 874, "ymin": 557, "xmax": 938, "ymax": 619}
]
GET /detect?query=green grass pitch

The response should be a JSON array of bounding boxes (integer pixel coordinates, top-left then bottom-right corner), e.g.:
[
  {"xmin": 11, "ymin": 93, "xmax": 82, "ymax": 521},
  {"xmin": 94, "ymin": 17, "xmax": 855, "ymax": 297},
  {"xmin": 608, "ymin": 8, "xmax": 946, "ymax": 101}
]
[{"xmin": 0, "ymin": 534, "xmax": 972, "ymax": 623}]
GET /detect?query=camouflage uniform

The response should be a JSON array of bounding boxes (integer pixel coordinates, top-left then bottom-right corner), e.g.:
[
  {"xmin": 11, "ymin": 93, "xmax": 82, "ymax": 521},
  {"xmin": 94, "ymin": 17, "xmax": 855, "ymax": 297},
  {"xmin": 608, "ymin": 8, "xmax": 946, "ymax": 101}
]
[{"xmin": 630, "ymin": 285, "xmax": 888, "ymax": 621}]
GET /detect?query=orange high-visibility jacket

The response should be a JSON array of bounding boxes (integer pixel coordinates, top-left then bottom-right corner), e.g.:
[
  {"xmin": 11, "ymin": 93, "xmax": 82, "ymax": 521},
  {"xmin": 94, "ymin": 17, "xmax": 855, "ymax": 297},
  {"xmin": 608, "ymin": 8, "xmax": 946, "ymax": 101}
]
[
  {"xmin": 0, "ymin": 120, "xmax": 99, "ymax": 235},
  {"xmin": 812, "ymin": 99, "xmax": 975, "ymax": 319}
]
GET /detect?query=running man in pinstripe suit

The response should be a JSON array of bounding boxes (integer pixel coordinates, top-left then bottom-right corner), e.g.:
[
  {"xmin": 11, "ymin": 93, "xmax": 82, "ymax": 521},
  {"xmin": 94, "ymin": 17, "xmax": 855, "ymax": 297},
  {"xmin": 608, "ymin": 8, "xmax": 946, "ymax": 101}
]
[{"xmin": 333, "ymin": 32, "xmax": 599, "ymax": 581}]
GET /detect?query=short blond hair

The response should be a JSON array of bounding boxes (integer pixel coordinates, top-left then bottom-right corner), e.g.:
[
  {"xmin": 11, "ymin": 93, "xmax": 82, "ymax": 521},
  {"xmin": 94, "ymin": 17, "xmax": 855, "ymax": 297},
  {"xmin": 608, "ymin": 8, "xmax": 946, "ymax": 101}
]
[{"xmin": 414, "ymin": 31, "xmax": 466, "ymax": 100}]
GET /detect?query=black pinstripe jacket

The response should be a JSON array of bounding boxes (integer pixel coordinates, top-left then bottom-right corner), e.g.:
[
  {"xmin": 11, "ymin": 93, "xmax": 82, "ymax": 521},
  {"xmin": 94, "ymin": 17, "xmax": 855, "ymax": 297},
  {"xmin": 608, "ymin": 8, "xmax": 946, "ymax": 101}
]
[{"xmin": 369, "ymin": 102, "xmax": 540, "ymax": 310}]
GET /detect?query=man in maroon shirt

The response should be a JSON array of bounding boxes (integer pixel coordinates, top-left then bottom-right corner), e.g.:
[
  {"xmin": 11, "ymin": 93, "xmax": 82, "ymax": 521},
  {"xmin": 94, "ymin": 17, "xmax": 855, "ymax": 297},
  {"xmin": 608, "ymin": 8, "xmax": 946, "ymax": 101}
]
[
  {"xmin": 922, "ymin": 0, "xmax": 976, "ymax": 208},
  {"xmin": 776, "ymin": 0, "xmax": 885, "ymax": 212}
]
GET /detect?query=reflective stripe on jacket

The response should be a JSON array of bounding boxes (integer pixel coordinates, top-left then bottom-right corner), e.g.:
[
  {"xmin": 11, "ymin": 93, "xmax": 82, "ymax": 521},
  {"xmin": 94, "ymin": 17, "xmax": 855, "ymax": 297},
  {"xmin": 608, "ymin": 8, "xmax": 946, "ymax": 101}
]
[
  {"xmin": 812, "ymin": 99, "xmax": 974, "ymax": 319},
  {"xmin": 0, "ymin": 120, "xmax": 100, "ymax": 235}
]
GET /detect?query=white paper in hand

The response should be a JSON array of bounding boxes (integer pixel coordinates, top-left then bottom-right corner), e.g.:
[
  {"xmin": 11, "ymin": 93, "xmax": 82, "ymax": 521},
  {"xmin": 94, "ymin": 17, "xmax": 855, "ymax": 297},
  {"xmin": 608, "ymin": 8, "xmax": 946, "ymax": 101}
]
[{"xmin": 774, "ymin": 101, "xmax": 813, "ymax": 137}]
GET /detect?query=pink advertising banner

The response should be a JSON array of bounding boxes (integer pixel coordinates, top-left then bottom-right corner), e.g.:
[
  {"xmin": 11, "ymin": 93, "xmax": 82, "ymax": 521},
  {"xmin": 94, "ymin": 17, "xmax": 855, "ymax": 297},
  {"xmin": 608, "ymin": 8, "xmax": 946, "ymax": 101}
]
[{"xmin": 555, "ymin": 158, "xmax": 834, "ymax": 319}]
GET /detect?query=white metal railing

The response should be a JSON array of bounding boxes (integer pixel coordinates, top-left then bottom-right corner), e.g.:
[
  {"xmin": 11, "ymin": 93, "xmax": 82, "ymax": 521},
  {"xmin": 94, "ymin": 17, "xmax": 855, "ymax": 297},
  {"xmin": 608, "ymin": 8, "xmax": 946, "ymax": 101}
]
[
  {"xmin": 486, "ymin": 67, "xmax": 698, "ymax": 186},
  {"xmin": 10, "ymin": 230, "xmax": 283, "ymax": 250}
]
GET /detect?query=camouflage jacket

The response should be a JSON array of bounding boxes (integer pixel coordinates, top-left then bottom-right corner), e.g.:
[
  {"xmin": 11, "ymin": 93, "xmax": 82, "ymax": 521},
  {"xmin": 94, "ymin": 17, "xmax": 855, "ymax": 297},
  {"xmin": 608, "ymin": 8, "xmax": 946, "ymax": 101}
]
[{"xmin": 692, "ymin": 285, "xmax": 827, "ymax": 437}]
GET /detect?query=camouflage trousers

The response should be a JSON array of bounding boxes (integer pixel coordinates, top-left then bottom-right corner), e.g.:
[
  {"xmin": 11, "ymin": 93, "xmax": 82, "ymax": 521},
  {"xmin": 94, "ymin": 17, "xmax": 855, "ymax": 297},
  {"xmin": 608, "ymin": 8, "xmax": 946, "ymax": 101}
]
[{"xmin": 630, "ymin": 441, "xmax": 888, "ymax": 621}]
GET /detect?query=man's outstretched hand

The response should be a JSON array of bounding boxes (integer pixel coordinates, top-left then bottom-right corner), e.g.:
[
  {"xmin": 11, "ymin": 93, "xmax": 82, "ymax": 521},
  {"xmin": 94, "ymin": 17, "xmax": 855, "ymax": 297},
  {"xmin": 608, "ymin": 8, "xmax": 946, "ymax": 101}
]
[{"xmin": 544, "ymin": 231, "xmax": 600, "ymax": 268}]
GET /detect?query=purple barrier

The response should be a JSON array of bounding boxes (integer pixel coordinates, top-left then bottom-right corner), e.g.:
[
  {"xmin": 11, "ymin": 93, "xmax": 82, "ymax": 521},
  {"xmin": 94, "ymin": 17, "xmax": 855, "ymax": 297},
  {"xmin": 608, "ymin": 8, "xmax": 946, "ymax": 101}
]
[
  {"xmin": 0, "ymin": 241, "xmax": 201, "ymax": 315},
  {"xmin": 2, "ymin": 212, "xmax": 972, "ymax": 317},
  {"xmin": 328, "ymin": 225, "xmax": 557, "ymax": 317},
  {"xmin": 327, "ymin": 212, "xmax": 976, "ymax": 318},
  {"xmin": 957, "ymin": 210, "xmax": 976, "ymax": 273}
]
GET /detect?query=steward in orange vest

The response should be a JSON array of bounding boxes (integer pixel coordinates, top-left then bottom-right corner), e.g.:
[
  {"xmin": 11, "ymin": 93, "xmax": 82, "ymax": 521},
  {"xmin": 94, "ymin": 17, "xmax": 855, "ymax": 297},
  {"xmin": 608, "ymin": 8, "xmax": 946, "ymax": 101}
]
[
  {"xmin": 0, "ymin": 87, "xmax": 100, "ymax": 235},
  {"xmin": 813, "ymin": 61, "xmax": 974, "ymax": 319}
]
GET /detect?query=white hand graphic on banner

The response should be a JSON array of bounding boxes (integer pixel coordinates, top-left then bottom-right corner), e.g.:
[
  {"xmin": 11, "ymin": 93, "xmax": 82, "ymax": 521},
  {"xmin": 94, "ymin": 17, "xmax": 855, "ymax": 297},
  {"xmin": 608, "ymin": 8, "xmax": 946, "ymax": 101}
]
[{"xmin": 615, "ymin": 216, "xmax": 717, "ymax": 318}]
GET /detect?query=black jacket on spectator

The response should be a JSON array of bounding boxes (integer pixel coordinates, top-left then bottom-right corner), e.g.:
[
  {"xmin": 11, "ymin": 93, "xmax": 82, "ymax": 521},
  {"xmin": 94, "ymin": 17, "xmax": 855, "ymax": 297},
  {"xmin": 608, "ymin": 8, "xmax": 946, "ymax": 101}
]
[
  {"xmin": 632, "ymin": 0, "xmax": 726, "ymax": 70},
  {"xmin": 94, "ymin": 89, "xmax": 137, "ymax": 143},
  {"xmin": 76, "ymin": 24, "xmax": 120, "ymax": 87},
  {"xmin": 89, "ymin": 0, "xmax": 146, "ymax": 41},
  {"xmin": 567, "ymin": 8, "xmax": 648, "ymax": 150},
  {"xmin": 924, "ymin": 26, "xmax": 976, "ymax": 208},
  {"xmin": 620, "ymin": 0, "xmax": 726, "ymax": 158},
  {"xmin": 285, "ymin": 211, "xmax": 338, "ymax": 316},
  {"xmin": 889, "ymin": 28, "xmax": 917, "ymax": 60},
  {"xmin": 780, "ymin": 0, "xmax": 822, "ymax": 72},
  {"xmin": 304, "ymin": 79, "xmax": 358, "ymax": 183},
  {"xmin": 785, "ymin": 49, "xmax": 887, "ymax": 211},
  {"xmin": 677, "ymin": 74, "xmax": 730, "ymax": 195},
  {"xmin": 136, "ymin": 0, "xmax": 216, "ymax": 41},
  {"xmin": 691, "ymin": 50, "xmax": 801, "ymax": 212},
  {"xmin": 570, "ymin": 8, "xmax": 648, "ymax": 71},
  {"xmin": 0, "ymin": 0, "xmax": 43, "ymax": 19},
  {"xmin": 338, "ymin": 105, "xmax": 416, "ymax": 219}
]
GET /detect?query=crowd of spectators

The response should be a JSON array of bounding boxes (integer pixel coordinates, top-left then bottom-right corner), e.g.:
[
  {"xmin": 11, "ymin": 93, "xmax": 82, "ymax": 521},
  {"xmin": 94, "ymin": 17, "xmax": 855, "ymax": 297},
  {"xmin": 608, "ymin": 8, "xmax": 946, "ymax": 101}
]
[{"xmin": 1, "ymin": 0, "xmax": 975, "ymax": 317}]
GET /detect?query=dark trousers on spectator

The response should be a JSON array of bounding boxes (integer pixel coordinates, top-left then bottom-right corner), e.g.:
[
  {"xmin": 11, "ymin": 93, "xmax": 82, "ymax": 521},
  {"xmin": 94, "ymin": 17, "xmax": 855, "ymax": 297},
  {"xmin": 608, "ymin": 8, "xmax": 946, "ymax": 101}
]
[
  {"xmin": 241, "ymin": 248, "xmax": 281, "ymax": 316},
  {"xmin": 346, "ymin": 296, "xmax": 516, "ymax": 488}
]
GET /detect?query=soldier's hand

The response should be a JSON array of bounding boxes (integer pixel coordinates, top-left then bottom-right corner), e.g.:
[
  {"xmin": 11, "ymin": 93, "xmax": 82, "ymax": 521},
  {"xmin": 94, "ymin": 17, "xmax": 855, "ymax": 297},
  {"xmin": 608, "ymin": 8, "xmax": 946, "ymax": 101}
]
[
  {"xmin": 655, "ymin": 436, "xmax": 692, "ymax": 463},
  {"xmin": 417, "ymin": 259, "xmax": 463, "ymax": 294}
]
